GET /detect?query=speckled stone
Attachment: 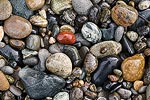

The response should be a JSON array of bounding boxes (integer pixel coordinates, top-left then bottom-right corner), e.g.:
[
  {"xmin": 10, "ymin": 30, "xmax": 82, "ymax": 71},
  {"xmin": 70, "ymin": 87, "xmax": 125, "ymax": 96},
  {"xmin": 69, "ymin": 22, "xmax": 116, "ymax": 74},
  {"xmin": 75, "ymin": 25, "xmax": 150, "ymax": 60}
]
[
  {"xmin": 0, "ymin": 71, "xmax": 10, "ymax": 91},
  {"xmin": 117, "ymin": 88, "xmax": 132, "ymax": 99},
  {"xmin": 138, "ymin": 0, "xmax": 150, "ymax": 10},
  {"xmin": 0, "ymin": 26, "xmax": 4, "ymax": 42},
  {"xmin": 133, "ymin": 81, "xmax": 144, "ymax": 91},
  {"xmin": 121, "ymin": 54, "xmax": 145, "ymax": 82},
  {"xmin": 126, "ymin": 31, "xmax": 138, "ymax": 42},
  {"xmin": 115, "ymin": 26, "xmax": 124, "ymax": 42},
  {"xmin": 53, "ymin": 92, "xmax": 69, "ymax": 100},
  {"xmin": 146, "ymin": 84, "xmax": 150, "ymax": 100}
]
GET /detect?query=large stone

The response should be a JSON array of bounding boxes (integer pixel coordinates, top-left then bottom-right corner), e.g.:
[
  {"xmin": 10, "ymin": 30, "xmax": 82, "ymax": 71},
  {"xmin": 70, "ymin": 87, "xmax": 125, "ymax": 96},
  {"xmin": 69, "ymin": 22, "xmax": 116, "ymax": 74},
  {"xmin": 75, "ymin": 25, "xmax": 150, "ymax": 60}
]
[
  {"xmin": 19, "ymin": 67, "xmax": 66, "ymax": 99},
  {"xmin": 0, "ymin": 71, "xmax": 10, "ymax": 91}
]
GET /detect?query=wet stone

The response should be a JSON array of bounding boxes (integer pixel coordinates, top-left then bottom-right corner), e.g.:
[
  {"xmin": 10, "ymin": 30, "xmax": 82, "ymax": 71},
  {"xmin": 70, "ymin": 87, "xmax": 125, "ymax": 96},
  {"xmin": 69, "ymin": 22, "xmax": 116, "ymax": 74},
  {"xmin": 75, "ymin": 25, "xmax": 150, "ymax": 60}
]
[
  {"xmin": 122, "ymin": 82, "xmax": 133, "ymax": 89},
  {"xmin": 75, "ymin": 15, "xmax": 88, "ymax": 29},
  {"xmin": 138, "ymin": 86, "xmax": 147, "ymax": 94},
  {"xmin": 115, "ymin": 26, "xmax": 124, "ymax": 42}
]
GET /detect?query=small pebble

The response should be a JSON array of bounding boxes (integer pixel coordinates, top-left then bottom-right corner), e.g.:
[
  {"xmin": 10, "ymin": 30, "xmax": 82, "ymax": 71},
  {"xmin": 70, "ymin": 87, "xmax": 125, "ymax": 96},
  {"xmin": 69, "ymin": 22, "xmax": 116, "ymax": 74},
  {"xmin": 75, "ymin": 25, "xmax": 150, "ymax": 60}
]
[
  {"xmin": 138, "ymin": 0, "xmax": 150, "ymax": 10},
  {"xmin": 146, "ymin": 84, "xmax": 150, "ymax": 100},
  {"xmin": 0, "ymin": 71, "xmax": 10, "ymax": 91},
  {"xmin": 9, "ymin": 39, "xmax": 25, "ymax": 50},
  {"xmin": 53, "ymin": 92, "xmax": 69, "ymax": 100},
  {"xmin": 0, "ymin": 58, "xmax": 6, "ymax": 69},
  {"xmin": 1, "ymin": 66, "xmax": 14, "ymax": 75},
  {"xmin": 70, "ymin": 87, "xmax": 83, "ymax": 100},
  {"xmin": 133, "ymin": 80, "xmax": 144, "ymax": 91},
  {"xmin": 49, "ymin": 37, "xmax": 56, "ymax": 44},
  {"xmin": 109, "ymin": 92, "xmax": 121, "ymax": 100},
  {"xmin": 60, "ymin": 25, "xmax": 75, "ymax": 33},
  {"xmin": 0, "ymin": 26, "xmax": 4, "ymax": 42},
  {"xmin": 23, "ymin": 57, "xmax": 38, "ymax": 66},
  {"xmin": 113, "ymin": 69, "xmax": 122, "ymax": 77},
  {"xmin": 9, "ymin": 85, "xmax": 22, "ymax": 96},
  {"xmin": 126, "ymin": 31, "xmax": 138, "ymax": 42},
  {"xmin": 108, "ymin": 75, "xmax": 119, "ymax": 82},
  {"xmin": 138, "ymin": 86, "xmax": 147, "ymax": 93},
  {"xmin": 117, "ymin": 88, "xmax": 132, "ymax": 99},
  {"xmin": 115, "ymin": 26, "xmax": 124, "ymax": 42}
]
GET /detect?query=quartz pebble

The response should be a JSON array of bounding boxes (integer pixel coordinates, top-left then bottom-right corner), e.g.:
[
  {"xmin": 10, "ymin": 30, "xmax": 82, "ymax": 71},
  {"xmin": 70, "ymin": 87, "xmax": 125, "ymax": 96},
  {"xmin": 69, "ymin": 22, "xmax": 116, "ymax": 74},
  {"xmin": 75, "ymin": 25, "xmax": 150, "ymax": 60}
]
[
  {"xmin": 0, "ymin": 71, "xmax": 10, "ymax": 91},
  {"xmin": 138, "ymin": 0, "xmax": 150, "ymax": 10},
  {"xmin": 0, "ymin": 26, "xmax": 4, "ymax": 42},
  {"xmin": 53, "ymin": 92, "xmax": 69, "ymax": 100},
  {"xmin": 126, "ymin": 31, "xmax": 138, "ymax": 42}
]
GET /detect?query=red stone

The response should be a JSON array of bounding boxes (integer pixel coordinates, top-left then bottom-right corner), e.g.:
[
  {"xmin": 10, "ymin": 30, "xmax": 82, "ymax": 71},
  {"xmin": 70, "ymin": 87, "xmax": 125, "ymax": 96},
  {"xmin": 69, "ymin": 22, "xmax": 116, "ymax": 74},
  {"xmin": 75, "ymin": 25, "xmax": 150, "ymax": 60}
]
[{"xmin": 57, "ymin": 32, "xmax": 76, "ymax": 44}]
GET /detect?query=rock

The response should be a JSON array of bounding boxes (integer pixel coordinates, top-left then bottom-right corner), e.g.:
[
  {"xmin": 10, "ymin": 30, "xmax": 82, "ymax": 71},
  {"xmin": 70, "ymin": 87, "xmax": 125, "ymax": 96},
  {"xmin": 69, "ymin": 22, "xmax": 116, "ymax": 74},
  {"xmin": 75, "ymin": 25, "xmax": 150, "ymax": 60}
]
[
  {"xmin": 111, "ymin": 1, "xmax": 138, "ymax": 27},
  {"xmin": 56, "ymin": 32, "xmax": 76, "ymax": 45},
  {"xmin": 117, "ymin": 88, "xmax": 132, "ymax": 99},
  {"xmin": 72, "ymin": 0, "xmax": 93, "ymax": 15},
  {"xmin": 137, "ymin": 26, "xmax": 150, "ymax": 36},
  {"xmin": 9, "ymin": 0, "xmax": 33, "ymax": 19},
  {"xmin": 25, "ymin": 0, "xmax": 45, "ymax": 11},
  {"xmin": 0, "ymin": 71, "xmax": 10, "ymax": 91},
  {"xmin": 133, "ymin": 94, "xmax": 146, "ymax": 100},
  {"xmin": 1, "ymin": 66, "xmax": 14, "ymax": 75},
  {"xmin": 23, "ymin": 57, "xmax": 38, "ymax": 66},
  {"xmin": 19, "ymin": 67, "xmax": 66, "ymax": 99},
  {"xmin": 138, "ymin": 86, "xmax": 147, "ymax": 93},
  {"xmin": 108, "ymin": 75, "xmax": 119, "ymax": 82},
  {"xmin": 53, "ymin": 92, "xmax": 69, "ymax": 100},
  {"xmin": 92, "ymin": 56, "xmax": 121, "ymax": 86},
  {"xmin": 51, "ymin": 0, "xmax": 72, "ymax": 14},
  {"xmin": 146, "ymin": 84, "xmax": 150, "ymax": 100},
  {"xmin": 84, "ymin": 53, "xmax": 98, "ymax": 74},
  {"xmin": 46, "ymin": 53, "xmax": 72, "ymax": 78},
  {"xmin": 30, "ymin": 15, "xmax": 48, "ymax": 27},
  {"xmin": 0, "ymin": 58, "xmax": 6, "ymax": 69},
  {"xmin": 9, "ymin": 39, "xmax": 25, "ymax": 50},
  {"xmin": 26, "ymin": 35, "xmax": 41, "ymax": 51},
  {"xmin": 49, "ymin": 43, "xmax": 64, "ymax": 54},
  {"xmin": 81, "ymin": 22, "xmax": 102, "ymax": 43},
  {"xmin": 121, "ymin": 54, "xmax": 145, "ymax": 82},
  {"xmin": 75, "ymin": 15, "xmax": 88, "ymax": 29},
  {"xmin": 70, "ymin": 88, "xmax": 83, "ymax": 100},
  {"xmin": 2, "ymin": 91, "xmax": 15, "ymax": 100},
  {"xmin": 49, "ymin": 37, "xmax": 56, "ymax": 44},
  {"xmin": 0, "ymin": 26, "xmax": 4, "ymax": 42},
  {"xmin": 122, "ymin": 82, "xmax": 133, "ymax": 89},
  {"xmin": 113, "ymin": 69, "xmax": 122, "ymax": 77},
  {"xmin": 79, "ymin": 46, "xmax": 89, "ymax": 60},
  {"xmin": 133, "ymin": 81, "xmax": 144, "ymax": 91},
  {"xmin": 84, "ymin": 90, "xmax": 97, "ymax": 99},
  {"xmin": 126, "ymin": 31, "xmax": 138, "ymax": 42},
  {"xmin": 114, "ymin": 26, "xmax": 124, "ymax": 42},
  {"xmin": 4, "ymin": 15, "xmax": 32, "ymax": 39},
  {"xmin": 22, "ymin": 49, "xmax": 38, "ymax": 59},
  {"xmin": 60, "ymin": 25, "xmax": 75, "ymax": 33},
  {"xmin": 9, "ymin": 85, "xmax": 22, "ymax": 96},
  {"xmin": 138, "ymin": 0, "xmax": 150, "ymax": 10},
  {"xmin": 109, "ymin": 92, "xmax": 121, "ymax": 100},
  {"xmin": 100, "ymin": 8, "xmax": 111, "ymax": 23},
  {"xmin": 90, "ymin": 41, "xmax": 122, "ymax": 58},
  {"xmin": 0, "ymin": 0, "xmax": 12, "ymax": 20}
]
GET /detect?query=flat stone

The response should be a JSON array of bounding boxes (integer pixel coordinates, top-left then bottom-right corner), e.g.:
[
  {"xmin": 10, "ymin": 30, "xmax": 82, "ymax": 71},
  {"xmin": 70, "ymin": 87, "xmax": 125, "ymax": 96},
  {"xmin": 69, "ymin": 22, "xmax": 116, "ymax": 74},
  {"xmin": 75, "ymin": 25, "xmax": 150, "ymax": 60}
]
[
  {"xmin": 23, "ymin": 57, "xmax": 38, "ymax": 66},
  {"xmin": 53, "ymin": 92, "xmax": 69, "ymax": 100},
  {"xmin": 0, "ymin": 71, "xmax": 10, "ymax": 91},
  {"xmin": 19, "ymin": 67, "xmax": 66, "ymax": 99},
  {"xmin": 138, "ymin": 0, "xmax": 150, "ymax": 10}
]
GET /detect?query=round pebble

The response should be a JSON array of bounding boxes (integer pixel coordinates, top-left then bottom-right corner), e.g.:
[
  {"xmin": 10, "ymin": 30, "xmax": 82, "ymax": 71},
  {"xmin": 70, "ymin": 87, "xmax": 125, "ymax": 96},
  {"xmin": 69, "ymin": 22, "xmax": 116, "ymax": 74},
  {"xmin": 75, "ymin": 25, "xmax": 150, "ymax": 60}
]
[
  {"xmin": 9, "ymin": 85, "xmax": 22, "ymax": 96},
  {"xmin": 138, "ymin": 0, "xmax": 150, "ymax": 10},
  {"xmin": 115, "ymin": 26, "xmax": 124, "ymax": 42},
  {"xmin": 0, "ymin": 71, "xmax": 10, "ymax": 91},
  {"xmin": 113, "ymin": 69, "xmax": 122, "ymax": 77},
  {"xmin": 1, "ymin": 66, "xmax": 14, "ymax": 75},
  {"xmin": 0, "ymin": 26, "xmax": 4, "ymax": 42},
  {"xmin": 53, "ymin": 92, "xmax": 69, "ymax": 100},
  {"xmin": 133, "ymin": 81, "xmax": 144, "ymax": 91},
  {"xmin": 117, "ymin": 88, "xmax": 132, "ymax": 99},
  {"xmin": 126, "ymin": 31, "xmax": 138, "ymax": 42}
]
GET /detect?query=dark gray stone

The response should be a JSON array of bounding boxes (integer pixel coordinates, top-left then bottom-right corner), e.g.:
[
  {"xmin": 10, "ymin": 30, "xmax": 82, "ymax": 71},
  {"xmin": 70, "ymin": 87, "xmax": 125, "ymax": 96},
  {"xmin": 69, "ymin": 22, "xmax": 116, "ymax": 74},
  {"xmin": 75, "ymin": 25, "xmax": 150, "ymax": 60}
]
[{"xmin": 23, "ymin": 57, "xmax": 38, "ymax": 66}]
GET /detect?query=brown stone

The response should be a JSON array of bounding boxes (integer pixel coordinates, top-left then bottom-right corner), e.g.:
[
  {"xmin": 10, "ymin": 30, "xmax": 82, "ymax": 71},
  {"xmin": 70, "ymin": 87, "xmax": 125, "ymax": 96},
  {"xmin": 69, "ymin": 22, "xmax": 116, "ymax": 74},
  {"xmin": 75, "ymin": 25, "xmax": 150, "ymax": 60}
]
[
  {"xmin": 0, "ymin": 71, "xmax": 10, "ymax": 91},
  {"xmin": 111, "ymin": 1, "xmax": 138, "ymax": 27},
  {"xmin": 133, "ymin": 80, "xmax": 144, "ymax": 91},
  {"xmin": 121, "ymin": 54, "xmax": 145, "ymax": 82},
  {"xmin": 9, "ymin": 39, "xmax": 25, "ymax": 50},
  {"xmin": 25, "ymin": 0, "xmax": 45, "ymax": 11},
  {"xmin": 144, "ymin": 48, "xmax": 150, "ymax": 56},
  {"xmin": 4, "ymin": 15, "xmax": 32, "ymax": 39}
]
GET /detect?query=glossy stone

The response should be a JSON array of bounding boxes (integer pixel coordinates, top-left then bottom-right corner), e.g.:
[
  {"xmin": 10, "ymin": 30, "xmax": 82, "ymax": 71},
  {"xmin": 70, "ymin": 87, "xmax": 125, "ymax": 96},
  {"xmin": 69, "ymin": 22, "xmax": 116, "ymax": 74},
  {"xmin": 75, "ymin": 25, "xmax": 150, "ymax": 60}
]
[
  {"xmin": 92, "ymin": 56, "xmax": 121, "ymax": 86},
  {"xmin": 90, "ymin": 41, "xmax": 122, "ymax": 58},
  {"xmin": 57, "ymin": 32, "xmax": 76, "ymax": 45},
  {"xmin": 115, "ymin": 26, "xmax": 124, "ymax": 42},
  {"xmin": 121, "ymin": 54, "xmax": 145, "ymax": 82},
  {"xmin": 9, "ymin": 39, "xmax": 25, "ymax": 50},
  {"xmin": 0, "ymin": 71, "xmax": 10, "ymax": 91},
  {"xmin": 4, "ymin": 15, "xmax": 32, "ymax": 39},
  {"xmin": 111, "ymin": 1, "xmax": 138, "ymax": 27}
]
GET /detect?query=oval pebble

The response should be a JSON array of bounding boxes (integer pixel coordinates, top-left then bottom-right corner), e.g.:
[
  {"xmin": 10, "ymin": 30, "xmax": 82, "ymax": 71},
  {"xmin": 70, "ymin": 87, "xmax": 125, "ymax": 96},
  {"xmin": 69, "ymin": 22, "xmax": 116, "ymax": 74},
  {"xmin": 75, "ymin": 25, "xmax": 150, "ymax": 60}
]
[
  {"xmin": 53, "ymin": 92, "xmax": 69, "ymax": 100},
  {"xmin": 1, "ymin": 66, "xmax": 14, "ymax": 75},
  {"xmin": 115, "ymin": 26, "xmax": 124, "ymax": 42},
  {"xmin": 138, "ymin": 0, "xmax": 150, "ymax": 10},
  {"xmin": 126, "ymin": 31, "xmax": 138, "ymax": 42}
]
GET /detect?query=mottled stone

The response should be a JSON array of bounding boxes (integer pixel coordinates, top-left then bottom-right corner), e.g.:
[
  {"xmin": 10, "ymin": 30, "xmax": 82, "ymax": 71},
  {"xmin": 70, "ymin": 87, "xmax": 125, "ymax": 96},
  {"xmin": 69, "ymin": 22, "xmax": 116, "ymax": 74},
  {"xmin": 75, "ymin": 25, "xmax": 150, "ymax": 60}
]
[
  {"xmin": 115, "ymin": 26, "xmax": 124, "ymax": 42},
  {"xmin": 9, "ymin": 85, "xmax": 22, "ymax": 96},
  {"xmin": 4, "ymin": 15, "xmax": 32, "ymax": 39},
  {"xmin": 117, "ymin": 88, "xmax": 132, "ymax": 99},
  {"xmin": 9, "ymin": 39, "xmax": 25, "ymax": 50},
  {"xmin": 70, "ymin": 88, "xmax": 83, "ymax": 100},
  {"xmin": 100, "ymin": 8, "xmax": 111, "ymax": 23},
  {"xmin": 121, "ymin": 54, "xmax": 145, "ymax": 82},
  {"xmin": 90, "ymin": 41, "xmax": 122, "ymax": 58},
  {"xmin": 53, "ymin": 92, "xmax": 69, "ymax": 100},
  {"xmin": 0, "ymin": 71, "xmax": 10, "ymax": 91},
  {"xmin": 126, "ymin": 31, "xmax": 138, "ymax": 42},
  {"xmin": 138, "ymin": 0, "xmax": 150, "ymax": 10},
  {"xmin": 22, "ymin": 49, "xmax": 38, "ymax": 59},
  {"xmin": 133, "ymin": 81, "xmax": 144, "ymax": 91},
  {"xmin": 113, "ymin": 69, "xmax": 122, "ymax": 77},
  {"xmin": 23, "ymin": 57, "xmax": 38, "ymax": 66}
]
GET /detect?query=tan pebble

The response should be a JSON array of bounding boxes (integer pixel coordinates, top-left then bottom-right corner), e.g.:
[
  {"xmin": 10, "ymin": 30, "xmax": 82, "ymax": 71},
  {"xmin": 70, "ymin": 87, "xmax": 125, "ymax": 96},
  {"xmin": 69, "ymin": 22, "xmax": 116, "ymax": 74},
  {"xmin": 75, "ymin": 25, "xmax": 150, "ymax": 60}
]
[
  {"xmin": 60, "ymin": 25, "xmax": 75, "ymax": 33},
  {"xmin": 0, "ymin": 26, "xmax": 4, "ymax": 41},
  {"xmin": 39, "ymin": 9, "xmax": 47, "ymax": 19},
  {"xmin": 134, "ymin": 80, "xmax": 144, "ymax": 91},
  {"xmin": 49, "ymin": 37, "xmax": 56, "ymax": 44},
  {"xmin": 0, "ymin": 71, "xmax": 10, "ymax": 91}
]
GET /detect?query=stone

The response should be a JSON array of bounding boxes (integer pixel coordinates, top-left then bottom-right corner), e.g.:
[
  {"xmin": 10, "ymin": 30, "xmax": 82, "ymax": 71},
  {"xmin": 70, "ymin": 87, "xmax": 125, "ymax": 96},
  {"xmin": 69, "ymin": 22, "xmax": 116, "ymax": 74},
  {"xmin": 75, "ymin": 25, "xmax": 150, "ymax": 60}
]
[
  {"xmin": 46, "ymin": 53, "xmax": 72, "ymax": 78},
  {"xmin": 22, "ymin": 49, "xmax": 38, "ymax": 59},
  {"xmin": 100, "ymin": 8, "xmax": 111, "ymax": 23},
  {"xmin": 53, "ymin": 92, "xmax": 69, "ymax": 100},
  {"xmin": 9, "ymin": 39, "xmax": 25, "ymax": 50},
  {"xmin": 23, "ymin": 57, "xmax": 38, "ymax": 66},
  {"xmin": 108, "ymin": 75, "xmax": 119, "ymax": 82},
  {"xmin": 9, "ymin": 85, "xmax": 22, "ymax": 96},
  {"xmin": 1, "ymin": 66, "xmax": 14, "ymax": 75},
  {"xmin": 122, "ymin": 82, "xmax": 133, "ymax": 89},
  {"xmin": 79, "ymin": 46, "xmax": 89, "ymax": 60},
  {"xmin": 0, "ymin": 0, "xmax": 12, "ymax": 20},
  {"xmin": 19, "ymin": 67, "xmax": 66, "ymax": 99},
  {"xmin": 0, "ymin": 71, "xmax": 10, "ymax": 91},
  {"xmin": 56, "ymin": 32, "xmax": 76, "ymax": 45},
  {"xmin": 9, "ymin": 0, "xmax": 34, "ymax": 19},
  {"xmin": 117, "ymin": 88, "xmax": 132, "ymax": 99},
  {"xmin": 72, "ymin": 0, "xmax": 93, "ymax": 15},
  {"xmin": 81, "ymin": 22, "xmax": 102, "ymax": 43},
  {"xmin": 137, "ymin": 26, "xmax": 150, "ymax": 36},
  {"xmin": 51, "ymin": 0, "xmax": 72, "ymax": 14},
  {"xmin": 26, "ymin": 35, "xmax": 41, "ymax": 51},
  {"xmin": 126, "ymin": 31, "xmax": 138, "ymax": 42},
  {"xmin": 70, "ymin": 88, "xmax": 83, "ymax": 100},
  {"xmin": 4, "ymin": 15, "xmax": 32, "ymax": 39},
  {"xmin": 0, "ymin": 58, "xmax": 6, "ymax": 69},
  {"xmin": 113, "ymin": 69, "xmax": 122, "ymax": 77},
  {"xmin": 111, "ymin": 1, "xmax": 138, "ymax": 27},
  {"xmin": 121, "ymin": 54, "xmax": 145, "ymax": 82},
  {"xmin": 109, "ymin": 92, "xmax": 121, "ymax": 100},
  {"xmin": 49, "ymin": 37, "xmax": 56, "ymax": 44},
  {"xmin": 146, "ymin": 84, "xmax": 150, "ymax": 100},
  {"xmin": 49, "ymin": 43, "xmax": 64, "ymax": 54},
  {"xmin": 133, "ymin": 81, "xmax": 144, "ymax": 91},
  {"xmin": 114, "ymin": 26, "xmax": 124, "ymax": 42},
  {"xmin": 0, "ymin": 26, "xmax": 4, "ymax": 42},
  {"xmin": 133, "ymin": 94, "xmax": 146, "ymax": 100},
  {"xmin": 25, "ymin": 0, "xmax": 45, "ymax": 11},
  {"xmin": 90, "ymin": 41, "xmax": 122, "ymax": 58},
  {"xmin": 60, "ymin": 25, "xmax": 75, "ymax": 33},
  {"xmin": 138, "ymin": 0, "xmax": 150, "ymax": 10},
  {"xmin": 138, "ymin": 86, "xmax": 147, "ymax": 94}
]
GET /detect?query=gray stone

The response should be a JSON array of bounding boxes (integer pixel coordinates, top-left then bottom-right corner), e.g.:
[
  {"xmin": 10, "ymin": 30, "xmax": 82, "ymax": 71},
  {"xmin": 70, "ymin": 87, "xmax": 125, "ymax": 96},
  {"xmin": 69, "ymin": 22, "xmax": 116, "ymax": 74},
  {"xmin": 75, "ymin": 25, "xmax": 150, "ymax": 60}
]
[
  {"xmin": 146, "ymin": 84, "xmax": 150, "ymax": 100},
  {"xmin": 109, "ymin": 92, "xmax": 120, "ymax": 100},
  {"xmin": 70, "ymin": 87, "xmax": 83, "ymax": 100},
  {"xmin": 72, "ymin": 0, "xmax": 93, "ymax": 15},
  {"xmin": 138, "ymin": 86, "xmax": 147, "ymax": 94},
  {"xmin": 1, "ymin": 66, "xmax": 14, "ymax": 75},
  {"xmin": 9, "ymin": 85, "xmax": 22, "ymax": 96},
  {"xmin": 53, "ymin": 92, "xmax": 69, "ymax": 100},
  {"xmin": 23, "ymin": 57, "xmax": 38, "ymax": 66},
  {"xmin": 0, "ymin": 58, "xmax": 6, "ymax": 69},
  {"xmin": 126, "ymin": 31, "xmax": 138, "ymax": 42},
  {"xmin": 81, "ymin": 22, "xmax": 102, "ymax": 43},
  {"xmin": 22, "ymin": 49, "xmax": 38, "ymax": 59},
  {"xmin": 115, "ymin": 26, "xmax": 124, "ymax": 42},
  {"xmin": 79, "ymin": 46, "xmax": 89, "ymax": 60},
  {"xmin": 117, "ymin": 88, "xmax": 132, "ymax": 99},
  {"xmin": 49, "ymin": 43, "xmax": 64, "ymax": 54},
  {"xmin": 19, "ymin": 67, "xmax": 66, "ymax": 99}
]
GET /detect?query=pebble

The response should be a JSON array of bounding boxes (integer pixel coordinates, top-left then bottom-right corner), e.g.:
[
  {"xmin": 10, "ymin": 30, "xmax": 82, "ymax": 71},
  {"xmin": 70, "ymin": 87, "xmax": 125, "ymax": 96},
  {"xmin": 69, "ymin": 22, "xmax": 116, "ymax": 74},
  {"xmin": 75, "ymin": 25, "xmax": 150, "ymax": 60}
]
[
  {"xmin": 49, "ymin": 43, "xmax": 64, "ymax": 54},
  {"xmin": 146, "ymin": 84, "xmax": 150, "ymax": 100},
  {"xmin": 75, "ymin": 15, "xmax": 88, "ymax": 29},
  {"xmin": 133, "ymin": 94, "xmax": 146, "ymax": 100},
  {"xmin": 109, "ymin": 92, "xmax": 121, "ymax": 100},
  {"xmin": 72, "ymin": 0, "xmax": 93, "ymax": 15},
  {"xmin": 122, "ymin": 82, "xmax": 133, "ymax": 89},
  {"xmin": 100, "ymin": 8, "xmax": 111, "ymax": 23},
  {"xmin": 2, "ymin": 91, "xmax": 15, "ymax": 100},
  {"xmin": 138, "ymin": 86, "xmax": 147, "ymax": 94},
  {"xmin": 0, "ymin": 0, "xmax": 12, "ymax": 20},
  {"xmin": 9, "ymin": 85, "xmax": 22, "ymax": 96},
  {"xmin": 117, "ymin": 88, "xmax": 132, "ymax": 99},
  {"xmin": 25, "ymin": 0, "xmax": 45, "ymax": 11},
  {"xmin": 113, "ymin": 69, "xmax": 122, "ymax": 77},
  {"xmin": 4, "ymin": 15, "xmax": 32, "ymax": 39},
  {"xmin": 22, "ymin": 49, "xmax": 38, "ymax": 59},
  {"xmin": 138, "ymin": 0, "xmax": 150, "ymax": 10},
  {"xmin": 137, "ymin": 25, "xmax": 150, "ymax": 36},
  {"xmin": 81, "ymin": 22, "xmax": 102, "ymax": 43},
  {"xmin": 133, "ymin": 81, "xmax": 144, "ymax": 91},
  {"xmin": 111, "ymin": 1, "xmax": 138, "ymax": 27},
  {"xmin": 70, "ymin": 87, "xmax": 83, "ymax": 100},
  {"xmin": 23, "ymin": 57, "xmax": 38, "ymax": 66},
  {"xmin": 0, "ymin": 57, "xmax": 6, "ymax": 69},
  {"xmin": 26, "ymin": 35, "xmax": 41, "ymax": 51},
  {"xmin": 121, "ymin": 54, "xmax": 145, "ymax": 82},
  {"xmin": 53, "ymin": 92, "xmax": 69, "ymax": 100},
  {"xmin": 126, "ymin": 31, "xmax": 138, "ymax": 42},
  {"xmin": 56, "ymin": 32, "xmax": 76, "ymax": 45},
  {"xmin": 1, "ymin": 66, "xmax": 14, "ymax": 75},
  {"xmin": 9, "ymin": 39, "xmax": 25, "ymax": 50},
  {"xmin": 90, "ymin": 41, "xmax": 122, "ymax": 58},
  {"xmin": 19, "ymin": 67, "xmax": 66, "ymax": 99},
  {"xmin": 79, "ymin": 46, "xmax": 89, "ymax": 60},
  {"xmin": 60, "ymin": 25, "xmax": 75, "ymax": 33},
  {"xmin": 0, "ymin": 71, "xmax": 10, "ymax": 91},
  {"xmin": 115, "ymin": 26, "xmax": 124, "ymax": 42},
  {"xmin": 30, "ymin": 15, "xmax": 48, "ymax": 27},
  {"xmin": 147, "ymin": 38, "xmax": 150, "ymax": 48},
  {"xmin": 0, "ymin": 26, "xmax": 4, "ymax": 42},
  {"xmin": 51, "ymin": 0, "xmax": 72, "ymax": 14},
  {"xmin": 84, "ymin": 53, "xmax": 98, "ymax": 74},
  {"xmin": 5, "ymin": 75, "xmax": 14, "ymax": 84},
  {"xmin": 108, "ymin": 75, "xmax": 119, "ymax": 82},
  {"xmin": 46, "ymin": 53, "xmax": 72, "ymax": 78}
]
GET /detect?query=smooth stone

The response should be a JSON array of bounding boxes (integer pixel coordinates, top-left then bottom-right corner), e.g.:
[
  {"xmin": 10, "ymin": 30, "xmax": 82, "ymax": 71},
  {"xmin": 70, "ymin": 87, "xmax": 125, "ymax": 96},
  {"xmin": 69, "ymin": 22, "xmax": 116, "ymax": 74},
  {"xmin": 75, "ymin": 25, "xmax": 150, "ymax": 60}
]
[
  {"xmin": 91, "ymin": 0, "xmax": 101, "ymax": 4},
  {"xmin": 22, "ymin": 49, "xmax": 38, "ymax": 59},
  {"xmin": 126, "ymin": 31, "xmax": 138, "ymax": 42},
  {"xmin": 0, "ymin": 58, "xmax": 6, "ymax": 69},
  {"xmin": 23, "ymin": 57, "xmax": 38, "ymax": 66},
  {"xmin": 81, "ymin": 22, "xmax": 102, "ymax": 43},
  {"xmin": 115, "ymin": 26, "xmax": 124, "ymax": 42},
  {"xmin": 122, "ymin": 82, "xmax": 133, "ymax": 89},
  {"xmin": 133, "ymin": 94, "xmax": 146, "ymax": 100},
  {"xmin": 51, "ymin": 0, "xmax": 72, "ymax": 14},
  {"xmin": 9, "ymin": 0, "xmax": 34, "ymax": 19},
  {"xmin": 97, "ymin": 97, "xmax": 107, "ymax": 100},
  {"xmin": 117, "ymin": 88, "xmax": 132, "ymax": 99},
  {"xmin": 72, "ymin": 0, "xmax": 93, "ymax": 15},
  {"xmin": 138, "ymin": 0, "xmax": 150, "ymax": 10},
  {"xmin": 79, "ymin": 46, "xmax": 89, "ymax": 60},
  {"xmin": 75, "ymin": 15, "xmax": 88, "ymax": 29},
  {"xmin": 138, "ymin": 86, "xmax": 147, "ymax": 93},
  {"xmin": 0, "ymin": 0, "xmax": 12, "ymax": 20},
  {"xmin": 90, "ymin": 41, "xmax": 122, "ymax": 58},
  {"xmin": 131, "ymin": 88, "xmax": 138, "ymax": 95},
  {"xmin": 46, "ymin": 53, "xmax": 72, "ymax": 78},
  {"xmin": 109, "ymin": 92, "xmax": 121, "ymax": 100},
  {"xmin": 25, "ymin": 0, "xmax": 45, "ymax": 11},
  {"xmin": 0, "ymin": 71, "xmax": 10, "ymax": 91},
  {"xmin": 51, "ymin": 25, "xmax": 60, "ymax": 38},
  {"xmin": 53, "ymin": 92, "xmax": 69, "ymax": 100},
  {"xmin": 19, "ymin": 67, "xmax": 66, "ymax": 99},
  {"xmin": 137, "ymin": 26, "xmax": 150, "ymax": 36},
  {"xmin": 9, "ymin": 39, "xmax": 25, "ymax": 50},
  {"xmin": 92, "ymin": 56, "xmax": 121, "ymax": 86},
  {"xmin": 60, "ymin": 25, "xmax": 75, "ymax": 33},
  {"xmin": 1, "ymin": 66, "xmax": 14, "ymax": 75},
  {"xmin": 0, "ymin": 26, "xmax": 4, "ymax": 42},
  {"xmin": 4, "ymin": 15, "xmax": 32, "ymax": 39},
  {"xmin": 120, "ymin": 35, "xmax": 135, "ymax": 55},
  {"xmin": 121, "ymin": 54, "xmax": 145, "ymax": 82},
  {"xmin": 70, "ymin": 87, "xmax": 83, "ymax": 100},
  {"xmin": 26, "ymin": 35, "xmax": 41, "ymax": 51},
  {"xmin": 133, "ymin": 81, "xmax": 144, "ymax": 91},
  {"xmin": 49, "ymin": 43, "xmax": 64, "ymax": 54},
  {"xmin": 9, "ymin": 85, "xmax": 22, "ymax": 96},
  {"xmin": 113, "ymin": 69, "xmax": 122, "ymax": 77},
  {"xmin": 146, "ymin": 84, "xmax": 150, "ymax": 100},
  {"xmin": 100, "ymin": 8, "xmax": 111, "ymax": 23}
]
